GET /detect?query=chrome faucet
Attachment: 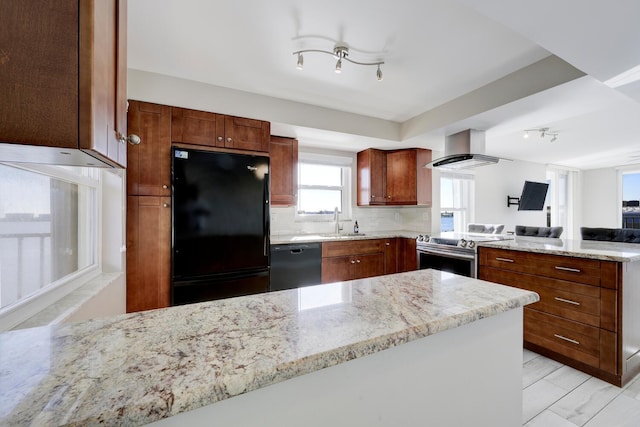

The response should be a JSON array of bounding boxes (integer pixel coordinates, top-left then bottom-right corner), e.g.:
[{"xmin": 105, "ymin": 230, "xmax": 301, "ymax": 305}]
[{"xmin": 333, "ymin": 207, "xmax": 343, "ymax": 235}]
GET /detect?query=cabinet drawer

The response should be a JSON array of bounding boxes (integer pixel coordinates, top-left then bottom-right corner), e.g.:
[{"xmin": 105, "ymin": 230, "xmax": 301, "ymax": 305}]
[
  {"xmin": 481, "ymin": 267, "xmax": 601, "ymax": 327},
  {"xmin": 525, "ymin": 308, "xmax": 601, "ymax": 369},
  {"xmin": 480, "ymin": 248, "xmax": 603, "ymax": 286},
  {"xmin": 322, "ymin": 239, "xmax": 385, "ymax": 257}
]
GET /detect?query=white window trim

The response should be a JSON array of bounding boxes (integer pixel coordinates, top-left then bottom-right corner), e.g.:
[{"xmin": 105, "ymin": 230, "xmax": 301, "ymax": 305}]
[
  {"xmin": 440, "ymin": 171, "xmax": 475, "ymax": 232},
  {"xmin": 295, "ymin": 152, "xmax": 353, "ymax": 222},
  {"xmin": 0, "ymin": 164, "xmax": 108, "ymax": 331}
]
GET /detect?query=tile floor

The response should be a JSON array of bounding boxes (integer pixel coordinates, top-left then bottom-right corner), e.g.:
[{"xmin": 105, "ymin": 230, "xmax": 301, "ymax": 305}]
[{"xmin": 523, "ymin": 348, "xmax": 640, "ymax": 426}]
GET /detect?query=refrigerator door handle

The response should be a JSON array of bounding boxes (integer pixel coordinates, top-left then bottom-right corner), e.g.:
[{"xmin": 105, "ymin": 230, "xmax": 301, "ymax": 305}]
[{"xmin": 263, "ymin": 173, "xmax": 270, "ymax": 257}]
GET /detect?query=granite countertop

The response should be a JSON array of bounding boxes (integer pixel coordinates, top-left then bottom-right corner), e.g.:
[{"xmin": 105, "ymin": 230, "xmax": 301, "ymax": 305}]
[
  {"xmin": 271, "ymin": 229, "xmax": 420, "ymax": 244},
  {"xmin": 0, "ymin": 270, "xmax": 537, "ymax": 426},
  {"xmin": 479, "ymin": 236, "xmax": 640, "ymax": 262}
]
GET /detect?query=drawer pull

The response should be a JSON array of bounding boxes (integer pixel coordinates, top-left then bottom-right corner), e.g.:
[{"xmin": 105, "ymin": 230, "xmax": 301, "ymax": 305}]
[
  {"xmin": 554, "ymin": 297, "xmax": 581, "ymax": 306},
  {"xmin": 555, "ymin": 266, "xmax": 581, "ymax": 273},
  {"xmin": 495, "ymin": 257, "xmax": 514, "ymax": 263},
  {"xmin": 554, "ymin": 334, "xmax": 580, "ymax": 345}
]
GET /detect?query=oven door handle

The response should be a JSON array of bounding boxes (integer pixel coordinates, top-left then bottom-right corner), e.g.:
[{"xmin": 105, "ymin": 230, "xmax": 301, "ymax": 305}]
[{"xmin": 416, "ymin": 247, "xmax": 476, "ymax": 261}]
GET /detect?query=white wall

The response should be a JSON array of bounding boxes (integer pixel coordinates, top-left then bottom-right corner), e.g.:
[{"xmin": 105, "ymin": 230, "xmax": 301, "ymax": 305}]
[
  {"xmin": 580, "ymin": 168, "xmax": 621, "ymax": 228},
  {"xmin": 474, "ymin": 160, "xmax": 547, "ymax": 234}
]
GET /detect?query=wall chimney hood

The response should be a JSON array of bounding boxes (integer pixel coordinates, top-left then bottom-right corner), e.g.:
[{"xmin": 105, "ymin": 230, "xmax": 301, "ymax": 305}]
[{"xmin": 425, "ymin": 129, "xmax": 500, "ymax": 169}]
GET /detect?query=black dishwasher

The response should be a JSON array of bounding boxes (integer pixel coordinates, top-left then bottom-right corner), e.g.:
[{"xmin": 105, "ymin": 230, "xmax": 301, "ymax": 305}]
[{"xmin": 270, "ymin": 243, "xmax": 322, "ymax": 291}]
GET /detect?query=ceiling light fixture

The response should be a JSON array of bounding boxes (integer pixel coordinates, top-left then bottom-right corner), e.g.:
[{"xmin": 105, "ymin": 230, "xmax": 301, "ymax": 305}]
[
  {"xmin": 293, "ymin": 43, "xmax": 384, "ymax": 81},
  {"xmin": 296, "ymin": 53, "xmax": 303, "ymax": 70},
  {"xmin": 523, "ymin": 127, "xmax": 559, "ymax": 142}
]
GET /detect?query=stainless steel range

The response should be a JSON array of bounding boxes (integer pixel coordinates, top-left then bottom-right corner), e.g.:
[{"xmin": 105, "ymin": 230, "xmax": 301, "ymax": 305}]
[{"xmin": 416, "ymin": 232, "xmax": 512, "ymax": 278}]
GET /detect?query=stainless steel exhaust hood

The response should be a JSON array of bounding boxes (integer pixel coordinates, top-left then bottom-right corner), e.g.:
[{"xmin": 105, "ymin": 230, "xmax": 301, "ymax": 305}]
[{"xmin": 425, "ymin": 129, "xmax": 500, "ymax": 169}]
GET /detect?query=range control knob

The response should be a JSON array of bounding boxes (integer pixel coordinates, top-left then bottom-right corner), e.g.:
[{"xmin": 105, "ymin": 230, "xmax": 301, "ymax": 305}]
[
  {"xmin": 467, "ymin": 240, "xmax": 476, "ymax": 249},
  {"xmin": 458, "ymin": 239, "xmax": 467, "ymax": 248}
]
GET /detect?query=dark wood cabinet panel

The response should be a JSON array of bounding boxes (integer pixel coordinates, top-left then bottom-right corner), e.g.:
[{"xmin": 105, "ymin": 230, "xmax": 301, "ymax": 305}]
[
  {"xmin": 478, "ymin": 246, "xmax": 627, "ymax": 386},
  {"xmin": 386, "ymin": 150, "xmax": 417, "ymax": 204},
  {"xmin": 126, "ymin": 196, "xmax": 171, "ymax": 312},
  {"xmin": 357, "ymin": 148, "xmax": 431, "ymax": 206},
  {"xmin": 384, "ymin": 239, "xmax": 398, "ymax": 275},
  {"xmin": 357, "ymin": 253, "xmax": 385, "ymax": 279},
  {"xmin": 321, "ymin": 256, "xmax": 354, "ymax": 284},
  {"xmin": 127, "ymin": 101, "xmax": 171, "ymax": 196},
  {"xmin": 321, "ymin": 239, "xmax": 385, "ymax": 283},
  {"xmin": 171, "ymin": 108, "xmax": 224, "ymax": 147},
  {"xmin": 398, "ymin": 238, "xmax": 417, "ymax": 272},
  {"xmin": 225, "ymin": 116, "xmax": 270, "ymax": 152},
  {"xmin": 270, "ymin": 136, "xmax": 298, "ymax": 206},
  {"xmin": 171, "ymin": 108, "xmax": 269, "ymax": 152},
  {"xmin": 0, "ymin": 0, "xmax": 127, "ymax": 167},
  {"xmin": 357, "ymin": 149, "xmax": 386, "ymax": 205}
]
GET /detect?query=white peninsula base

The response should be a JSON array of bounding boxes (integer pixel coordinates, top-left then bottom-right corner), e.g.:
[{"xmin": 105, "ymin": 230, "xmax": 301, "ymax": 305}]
[{"xmin": 150, "ymin": 308, "xmax": 524, "ymax": 427}]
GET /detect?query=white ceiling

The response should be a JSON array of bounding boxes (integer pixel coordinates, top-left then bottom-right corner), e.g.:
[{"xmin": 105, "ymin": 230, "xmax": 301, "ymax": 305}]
[{"xmin": 128, "ymin": 0, "xmax": 640, "ymax": 170}]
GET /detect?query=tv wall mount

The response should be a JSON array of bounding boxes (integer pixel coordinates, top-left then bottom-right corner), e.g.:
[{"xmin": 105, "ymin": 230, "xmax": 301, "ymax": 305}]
[{"xmin": 507, "ymin": 196, "xmax": 520, "ymax": 208}]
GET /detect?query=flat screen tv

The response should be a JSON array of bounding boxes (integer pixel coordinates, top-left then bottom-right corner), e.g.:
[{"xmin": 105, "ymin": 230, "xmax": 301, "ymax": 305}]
[{"xmin": 518, "ymin": 181, "xmax": 549, "ymax": 211}]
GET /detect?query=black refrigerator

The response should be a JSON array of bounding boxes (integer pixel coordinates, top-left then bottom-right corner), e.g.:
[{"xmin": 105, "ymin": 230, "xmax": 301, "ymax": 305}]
[{"xmin": 171, "ymin": 147, "xmax": 270, "ymax": 305}]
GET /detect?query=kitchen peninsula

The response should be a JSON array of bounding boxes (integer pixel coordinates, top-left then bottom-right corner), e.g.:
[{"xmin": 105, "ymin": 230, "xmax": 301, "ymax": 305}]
[
  {"xmin": 0, "ymin": 270, "xmax": 536, "ymax": 426},
  {"xmin": 478, "ymin": 237, "xmax": 640, "ymax": 387}
]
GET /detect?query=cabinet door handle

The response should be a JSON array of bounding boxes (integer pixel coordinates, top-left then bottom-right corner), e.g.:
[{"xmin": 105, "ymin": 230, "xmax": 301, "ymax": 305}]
[
  {"xmin": 495, "ymin": 257, "xmax": 514, "ymax": 263},
  {"xmin": 386, "ymin": 242, "xmax": 390, "ymax": 246},
  {"xmin": 555, "ymin": 266, "xmax": 581, "ymax": 273},
  {"xmin": 351, "ymin": 260, "xmax": 356, "ymax": 264},
  {"xmin": 554, "ymin": 334, "xmax": 580, "ymax": 345},
  {"xmin": 217, "ymin": 136, "xmax": 223, "ymax": 142},
  {"xmin": 554, "ymin": 297, "xmax": 581, "ymax": 306},
  {"xmin": 162, "ymin": 185, "xmax": 169, "ymax": 189},
  {"xmin": 356, "ymin": 259, "xmax": 361, "ymax": 263},
  {"xmin": 227, "ymin": 137, "xmax": 233, "ymax": 143},
  {"xmin": 387, "ymin": 196, "xmax": 391, "ymax": 199},
  {"xmin": 163, "ymin": 203, "xmax": 170, "ymax": 208}
]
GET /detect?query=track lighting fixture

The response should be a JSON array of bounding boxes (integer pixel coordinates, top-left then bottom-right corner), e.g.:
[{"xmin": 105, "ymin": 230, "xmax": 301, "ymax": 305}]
[
  {"xmin": 293, "ymin": 43, "xmax": 384, "ymax": 81},
  {"xmin": 523, "ymin": 127, "xmax": 559, "ymax": 142}
]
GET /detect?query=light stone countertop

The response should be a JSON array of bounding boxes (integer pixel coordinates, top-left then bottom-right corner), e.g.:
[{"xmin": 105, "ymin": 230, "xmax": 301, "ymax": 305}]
[
  {"xmin": 0, "ymin": 269, "xmax": 537, "ymax": 426},
  {"xmin": 478, "ymin": 236, "xmax": 640, "ymax": 262},
  {"xmin": 270, "ymin": 229, "xmax": 421, "ymax": 244}
]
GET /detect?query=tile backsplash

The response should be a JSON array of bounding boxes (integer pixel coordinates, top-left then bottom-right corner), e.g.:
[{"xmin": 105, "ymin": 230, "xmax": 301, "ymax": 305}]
[{"xmin": 270, "ymin": 206, "xmax": 431, "ymax": 236}]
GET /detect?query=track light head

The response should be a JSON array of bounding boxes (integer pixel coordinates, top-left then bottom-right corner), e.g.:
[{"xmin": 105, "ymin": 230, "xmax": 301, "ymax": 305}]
[
  {"xmin": 376, "ymin": 65, "xmax": 383, "ymax": 81},
  {"xmin": 335, "ymin": 58, "xmax": 342, "ymax": 74},
  {"xmin": 296, "ymin": 53, "xmax": 303, "ymax": 70}
]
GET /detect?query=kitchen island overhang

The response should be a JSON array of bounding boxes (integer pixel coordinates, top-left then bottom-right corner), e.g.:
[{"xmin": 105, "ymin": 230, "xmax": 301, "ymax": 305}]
[{"xmin": 0, "ymin": 269, "xmax": 538, "ymax": 426}]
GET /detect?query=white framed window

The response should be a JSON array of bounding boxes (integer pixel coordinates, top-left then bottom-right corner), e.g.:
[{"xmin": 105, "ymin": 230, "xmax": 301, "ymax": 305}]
[
  {"xmin": 440, "ymin": 171, "xmax": 474, "ymax": 232},
  {"xmin": 0, "ymin": 163, "xmax": 103, "ymax": 329},
  {"xmin": 622, "ymin": 170, "xmax": 640, "ymax": 229},
  {"xmin": 296, "ymin": 152, "xmax": 352, "ymax": 221},
  {"xmin": 546, "ymin": 166, "xmax": 577, "ymax": 239}
]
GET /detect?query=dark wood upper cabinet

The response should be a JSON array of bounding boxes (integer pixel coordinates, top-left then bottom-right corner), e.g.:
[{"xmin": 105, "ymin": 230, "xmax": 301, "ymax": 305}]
[
  {"xmin": 127, "ymin": 101, "xmax": 172, "ymax": 196},
  {"xmin": 357, "ymin": 148, "xmax": 387, "ymax": 206},
  {"xmin": 270, "ymin": 136, "xmax": 298, "ymax": 206},
  {"xmin": 225, "ymin": 116, "xmax": 270, "ymax": 152},
  {"xmin": 357, "ymin": 148, "xmax": 432, "ymax": 206},
  {"xmin": 171, "ymin": 108, "xmax": 225, "ymax": 147},
  {"xmin": 171, "ymin": 107, "xmax": 269, "ymax": 152},
  {"xmin": 0, "ymin": 0, "xmax": 128, "ymax": 168}
]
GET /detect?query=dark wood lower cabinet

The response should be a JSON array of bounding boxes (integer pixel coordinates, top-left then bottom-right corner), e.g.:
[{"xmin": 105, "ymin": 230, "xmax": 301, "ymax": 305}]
[
  {"xmin": 398, "ymin": 238, "xmax": 417, "ymax": 272},
  {"xmin": 321, "ymin": 238, "xmax": 416, "ymax": 284},
  {"xmin": 126, "ymin": 196, "xmax": 171, "ymax": 312},
  {"xmin": 477, "ymin": 246, "xmax": 640, "ymax": 387}
]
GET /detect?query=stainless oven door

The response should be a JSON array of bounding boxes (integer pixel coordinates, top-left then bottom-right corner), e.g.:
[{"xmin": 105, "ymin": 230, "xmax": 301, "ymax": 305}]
[{"xmin": 417, "ymin": 246, "xmax": 476, "ymax": 278}]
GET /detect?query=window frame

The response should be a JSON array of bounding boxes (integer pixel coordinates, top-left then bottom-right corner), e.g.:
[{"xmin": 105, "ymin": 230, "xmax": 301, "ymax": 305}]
[
  {"xmin": 295, "ymin": 152, "xmax": 352, "ymax": 222},
  {"xmin": 0, "ymin": 163, "xmax": 108, "ymax": 330},
  {"xmin": 439, "ymin": 171, "xmax": 475, "ymax": 233}
]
